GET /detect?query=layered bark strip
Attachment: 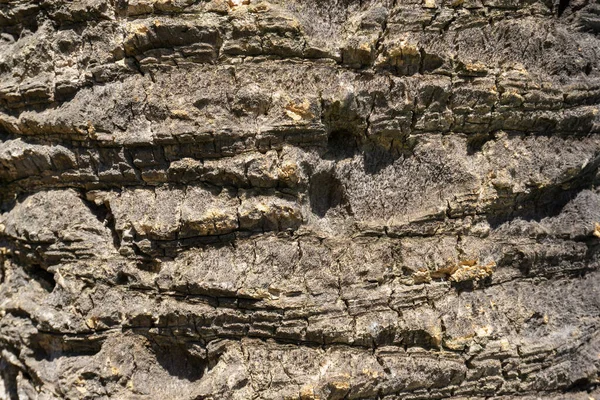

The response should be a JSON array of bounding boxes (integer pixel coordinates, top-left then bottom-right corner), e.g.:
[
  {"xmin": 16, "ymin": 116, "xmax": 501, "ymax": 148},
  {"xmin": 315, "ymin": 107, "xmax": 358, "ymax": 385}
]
[{"xmin": 1, "ymin": 0, "xmax": 600, "ymax": 398}]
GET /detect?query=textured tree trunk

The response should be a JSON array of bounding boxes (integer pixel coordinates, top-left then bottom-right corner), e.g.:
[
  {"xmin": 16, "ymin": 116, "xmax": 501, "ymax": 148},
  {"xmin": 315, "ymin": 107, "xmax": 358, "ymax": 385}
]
[{"xmin": 1, "ymin": 0, "xmax": 600, "ymax": 398}]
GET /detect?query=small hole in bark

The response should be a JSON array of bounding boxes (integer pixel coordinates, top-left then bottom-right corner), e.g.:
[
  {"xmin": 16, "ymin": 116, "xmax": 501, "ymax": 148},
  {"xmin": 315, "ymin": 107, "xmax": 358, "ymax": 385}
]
[
  {"xmin": 558, "ymin": 0, "xmax": 570, "ymax": 16},
  {"xmin": 26, "ymin": 264, "xmax": 56, "ymax": 293},
  {"xmin": 115, "ymin": 271, "xmax": 129, "ymax": 285},
  {"xmin": 326, "ymin": 129, "xmax": 359, "ymax": 160}
]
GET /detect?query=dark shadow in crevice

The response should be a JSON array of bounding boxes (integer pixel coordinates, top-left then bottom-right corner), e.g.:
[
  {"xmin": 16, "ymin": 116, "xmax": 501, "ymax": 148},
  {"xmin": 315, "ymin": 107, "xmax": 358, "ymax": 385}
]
[
  {"xmin": 398, "ymin": 327, "xmax": 445, "ymax": 350},
  {"xmin": 361, "ymin": 142, "xmax": 404, "ymax": 175},
  {"xmin": 558, "ymin": 0, "xmax": 571, "ymax": 16},
  {"xmin": 146, "ymin": 336, "xmax": 207, "ymax": 382},
  {"xmin": 24, "ymin": 264, "xmax": 56, "ymax": 293},
  {"xmin": 115, "ymin": 270, "xmax": 131, "ymax": 285},
  {"xmin": 486, "ymin": 153, "xmax": 600, "ymax": 228},
  {"xmin": 134, "ymin": 257, "xmax": 163, "ymax": 273},
  {"xmin": 486, "ymin": 184, "xmax": 589, "ymax": 229},
  {"xmin": 323, "ymin": 128, "xmax": 411, "ymax": 175},
  {"xmin": 323, "ymin": 129, "xmax": 360, "ymax": 161},
  {"xmin": 309, "ymin": 169, "xmax": 352, "ymax": 218},
  {"xmin": 362, "ymin": 130, "xmax": 417, "ymax": 175},
  {"xmin": 467, "ymin": 132, "xmax": 494, "ymax": 155},
  {"xmin": 450, "ymin": 276, "xmax": 493, "ymax": 294},
  {"xmin": 29, "ymin": 333, "xmax": 104, "ymax": 362},
  {"xmin": 564, "ymin": 377, "xmax": 596, "ymax": 393},
  {"xmin": 78, "ymin": 191, "xmax": 122, "ymax": 251},
  {"xmin": 0, "ymin": 357, "xmax": 19, "ymax": 400}
]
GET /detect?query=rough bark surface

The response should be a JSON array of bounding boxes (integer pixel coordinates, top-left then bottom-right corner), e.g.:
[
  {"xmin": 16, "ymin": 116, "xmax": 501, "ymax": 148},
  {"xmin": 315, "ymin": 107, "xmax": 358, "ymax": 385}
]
[{"xmin": 1, "ymin": 0, "xmax": 600, "ymax": 398}]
